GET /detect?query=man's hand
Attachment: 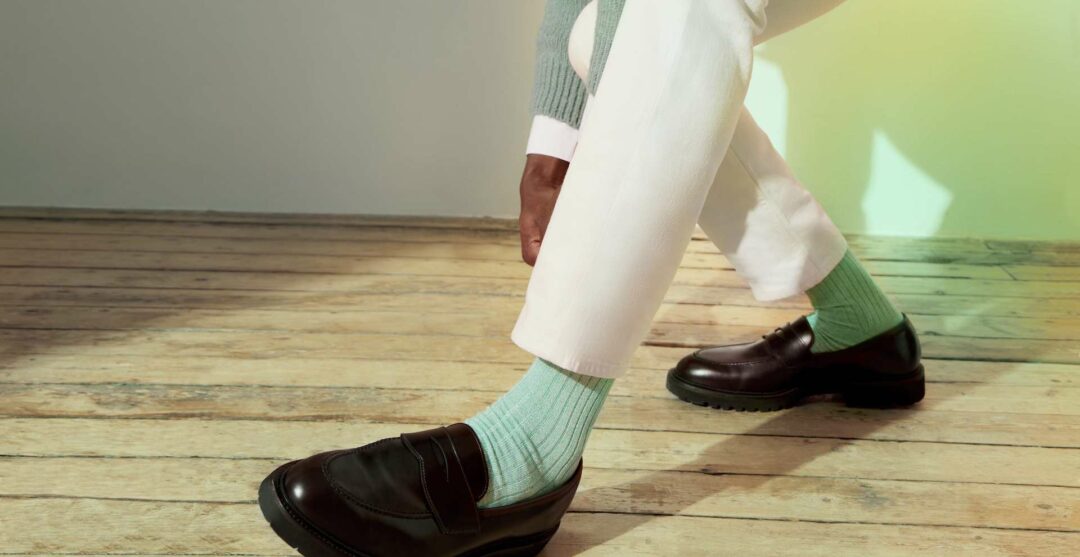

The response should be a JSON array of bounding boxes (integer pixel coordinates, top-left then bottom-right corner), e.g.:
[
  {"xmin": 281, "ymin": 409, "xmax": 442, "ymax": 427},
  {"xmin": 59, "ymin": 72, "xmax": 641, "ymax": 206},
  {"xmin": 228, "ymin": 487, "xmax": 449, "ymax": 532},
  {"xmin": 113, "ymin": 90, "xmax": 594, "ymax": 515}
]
[{"xmin": 518, "ymin": 154, "xmax": 570, "ymax": 266}]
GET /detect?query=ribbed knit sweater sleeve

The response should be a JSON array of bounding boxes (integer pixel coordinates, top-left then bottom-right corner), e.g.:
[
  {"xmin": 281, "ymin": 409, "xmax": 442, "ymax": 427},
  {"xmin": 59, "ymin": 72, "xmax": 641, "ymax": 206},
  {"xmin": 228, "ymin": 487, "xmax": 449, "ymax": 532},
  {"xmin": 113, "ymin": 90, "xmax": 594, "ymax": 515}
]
[{"xmin": 531, "ymin": 0, "xmax": 591, "ymax": 128}]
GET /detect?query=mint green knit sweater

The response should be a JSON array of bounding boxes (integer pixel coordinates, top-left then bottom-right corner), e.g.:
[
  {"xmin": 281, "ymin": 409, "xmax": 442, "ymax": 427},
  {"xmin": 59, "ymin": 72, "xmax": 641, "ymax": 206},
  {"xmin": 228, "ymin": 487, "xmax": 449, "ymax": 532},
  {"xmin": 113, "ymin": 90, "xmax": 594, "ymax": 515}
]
[{"xmin": 532, "ymin": 0, "xmax": 625, "ymax": 128}]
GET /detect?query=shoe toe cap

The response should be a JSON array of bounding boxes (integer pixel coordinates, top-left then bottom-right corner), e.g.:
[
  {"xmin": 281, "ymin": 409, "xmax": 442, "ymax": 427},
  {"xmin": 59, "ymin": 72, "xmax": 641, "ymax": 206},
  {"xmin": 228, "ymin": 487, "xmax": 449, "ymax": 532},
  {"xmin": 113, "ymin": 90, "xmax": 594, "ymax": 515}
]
[
  {"xmin": 671, "ymin": 350, "xmax": 751, "ymax": 386},
  {"xmin": 280, "ymin": 451, "xmax": 343, "ymax": 516},
  {"xmin": 670, "ymin": 352, "xmax": 716, "ymax": 384}
]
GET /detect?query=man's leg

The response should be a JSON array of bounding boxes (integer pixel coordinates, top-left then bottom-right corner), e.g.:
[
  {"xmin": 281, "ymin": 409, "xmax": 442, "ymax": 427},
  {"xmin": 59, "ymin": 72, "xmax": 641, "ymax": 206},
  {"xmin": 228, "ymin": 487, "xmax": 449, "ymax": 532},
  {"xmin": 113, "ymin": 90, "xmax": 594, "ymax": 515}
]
[
  {"xmin": 565, "ymin": 0, "xmax": 900, "ymax": 349},
  {"xmin": 259, "ymin": 3, "xmax": 770, "ymax": 554},
  {"xmin": 699, "ymin": 107, "xmax": 849, "ymax": 301},
  {"xmin": 469, "ymin": 0, "xmax": 765, "ymax": 510},
  {"xmin": 697, "ymin": 0, "xmax": 903, "ymax": 351},
  {"xmin": 511, "ymin": 0, "xmax": 765, "ymax": 375},
  {"xmin": 700, "ymin": 109, "xmax": 903, "ymax": 352},
  {"xmin": 677, "ymin": 126, "xmax": 922, "ymax": 411},
  {"xmin": 664, "ymin": 0, "xmax": 922, "ymax": 411}
]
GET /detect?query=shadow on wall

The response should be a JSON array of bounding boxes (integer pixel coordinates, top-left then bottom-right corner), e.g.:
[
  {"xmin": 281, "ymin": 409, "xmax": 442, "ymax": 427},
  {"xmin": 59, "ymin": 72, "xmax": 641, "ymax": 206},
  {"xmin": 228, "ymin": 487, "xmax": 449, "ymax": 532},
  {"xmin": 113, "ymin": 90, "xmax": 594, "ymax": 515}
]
[{"xmin": 749, "ymin": 0, "xmax": 1080, "ymax": 241}]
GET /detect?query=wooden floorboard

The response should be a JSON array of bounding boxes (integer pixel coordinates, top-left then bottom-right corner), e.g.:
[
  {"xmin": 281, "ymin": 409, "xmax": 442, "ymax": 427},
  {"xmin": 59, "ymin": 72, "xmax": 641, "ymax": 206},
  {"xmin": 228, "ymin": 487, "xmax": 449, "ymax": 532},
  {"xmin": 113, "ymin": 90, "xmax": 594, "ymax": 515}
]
[{"xmin": 0, "ymin": 209, "xmax": 1076, "ymax": 556}]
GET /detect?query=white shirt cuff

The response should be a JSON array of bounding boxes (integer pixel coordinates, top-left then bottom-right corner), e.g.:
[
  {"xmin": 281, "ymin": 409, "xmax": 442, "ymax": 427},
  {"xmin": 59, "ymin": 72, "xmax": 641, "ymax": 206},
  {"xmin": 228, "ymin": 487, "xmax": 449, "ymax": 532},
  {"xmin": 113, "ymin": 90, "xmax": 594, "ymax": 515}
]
[{"xmin": 525, "ymin": 115, "xmax": 580, "ymax": 161}]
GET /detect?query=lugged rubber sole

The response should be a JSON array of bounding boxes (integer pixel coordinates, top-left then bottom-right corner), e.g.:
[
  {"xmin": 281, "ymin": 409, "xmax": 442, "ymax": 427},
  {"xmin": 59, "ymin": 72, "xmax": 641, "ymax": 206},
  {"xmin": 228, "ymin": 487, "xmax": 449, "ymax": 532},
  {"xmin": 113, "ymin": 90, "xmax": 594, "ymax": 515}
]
[
  {"xmin": 258, "ymin": 461, "xmax": 559, "ymax": 557},
  {"xmin": 666, "ymin": 364, "xmax": 926, "ymax": 412},
  {"xmin": 258, "ymin": 462, "xmax": 355, "ymax": 557},
  {"xmin": 459, "ymin": 527, "xmax": 560, "ymax": 557}
]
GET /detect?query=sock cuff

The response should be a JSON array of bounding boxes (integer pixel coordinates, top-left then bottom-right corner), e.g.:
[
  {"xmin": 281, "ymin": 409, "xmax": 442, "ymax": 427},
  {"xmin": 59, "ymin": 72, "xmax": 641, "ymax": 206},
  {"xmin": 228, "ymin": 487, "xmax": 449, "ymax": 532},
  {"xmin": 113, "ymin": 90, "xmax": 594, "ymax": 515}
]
[
  {"xmin": 468, "ymin": 357, "xmax": 612, "ymax": 508},
  {"xmin": 807, "ymin": 250, "xmax": 858, "ymax": 300},
  {"xmin": 806, "ymin": 249, "xmax": 903, "ymax": 352}
]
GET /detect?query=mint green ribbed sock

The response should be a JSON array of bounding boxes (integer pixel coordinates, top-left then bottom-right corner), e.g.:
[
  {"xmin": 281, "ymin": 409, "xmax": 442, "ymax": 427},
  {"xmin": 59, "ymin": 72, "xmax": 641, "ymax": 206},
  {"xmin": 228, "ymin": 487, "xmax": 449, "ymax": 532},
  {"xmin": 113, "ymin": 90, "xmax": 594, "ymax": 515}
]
[
  {"xmin": 806, "ymin": 249, "xmax": 904, "ymax": 353},
  {"xmin": 465, "ymin": 358, "xmax": 612, "ymax": 508}
]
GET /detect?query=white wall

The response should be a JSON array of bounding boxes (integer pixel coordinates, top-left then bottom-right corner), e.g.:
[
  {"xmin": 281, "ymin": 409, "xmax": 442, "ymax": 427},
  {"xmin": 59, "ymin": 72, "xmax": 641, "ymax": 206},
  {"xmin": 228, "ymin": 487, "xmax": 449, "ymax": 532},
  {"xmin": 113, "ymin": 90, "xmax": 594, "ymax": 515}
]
[
  {"xmin": 0, "ymin": 0, "xmax": 539, "ymax": 217},
  {"xmin": 3, "ymin": 1, "xmax": 1078, "ymax": 241}
]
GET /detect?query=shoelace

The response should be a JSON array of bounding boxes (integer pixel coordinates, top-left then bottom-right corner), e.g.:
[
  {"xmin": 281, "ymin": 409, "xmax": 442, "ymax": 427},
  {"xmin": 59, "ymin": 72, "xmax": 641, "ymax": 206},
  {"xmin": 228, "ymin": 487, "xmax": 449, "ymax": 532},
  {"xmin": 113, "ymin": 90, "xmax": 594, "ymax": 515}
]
[{"xmin": 761, "ymin": 322, "xmax": 793, "ymax": 341}]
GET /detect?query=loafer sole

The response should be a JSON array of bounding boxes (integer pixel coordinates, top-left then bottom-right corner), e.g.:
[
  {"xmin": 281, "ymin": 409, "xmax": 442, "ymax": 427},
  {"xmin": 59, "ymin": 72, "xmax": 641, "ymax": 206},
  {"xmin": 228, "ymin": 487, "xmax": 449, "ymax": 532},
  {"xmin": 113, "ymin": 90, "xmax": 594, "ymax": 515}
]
[{"xmin": 666, "ymin": 364, "xmax": 926, "ymax": 412}]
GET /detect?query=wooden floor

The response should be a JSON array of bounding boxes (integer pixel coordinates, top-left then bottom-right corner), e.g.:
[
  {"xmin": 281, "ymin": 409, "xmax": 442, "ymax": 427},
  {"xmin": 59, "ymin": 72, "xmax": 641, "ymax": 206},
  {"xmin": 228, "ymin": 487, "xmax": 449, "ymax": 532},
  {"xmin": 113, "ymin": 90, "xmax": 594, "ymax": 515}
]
[{"xmin": 0, "ymin": 209, "xmax": 1077, "ymax": 556}]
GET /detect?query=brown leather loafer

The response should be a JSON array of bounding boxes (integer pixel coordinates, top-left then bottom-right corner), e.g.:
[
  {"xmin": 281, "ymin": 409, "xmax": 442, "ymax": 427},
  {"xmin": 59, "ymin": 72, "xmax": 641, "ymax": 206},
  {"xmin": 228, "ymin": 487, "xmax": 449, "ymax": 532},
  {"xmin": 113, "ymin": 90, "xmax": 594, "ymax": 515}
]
[
  {"xmin": 258, "ymin": 423, "xmax": 580, "ymax": 557},
  {"xmin": 667, "ymin": 315, "xmax": 925, "ymax": 411}
]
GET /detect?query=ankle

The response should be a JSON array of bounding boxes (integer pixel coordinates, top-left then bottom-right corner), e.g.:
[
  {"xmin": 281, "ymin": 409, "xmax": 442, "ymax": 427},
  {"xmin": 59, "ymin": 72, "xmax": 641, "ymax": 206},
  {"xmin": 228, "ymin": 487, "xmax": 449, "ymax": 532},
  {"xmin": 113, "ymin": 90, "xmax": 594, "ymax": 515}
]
[
  {"xmin": 807, "ymin": 250, "xmax": 902, "ymax": 353},
  {"xmin": 465, "ymin": 358, "xmax": 612, "ymax": 508}
]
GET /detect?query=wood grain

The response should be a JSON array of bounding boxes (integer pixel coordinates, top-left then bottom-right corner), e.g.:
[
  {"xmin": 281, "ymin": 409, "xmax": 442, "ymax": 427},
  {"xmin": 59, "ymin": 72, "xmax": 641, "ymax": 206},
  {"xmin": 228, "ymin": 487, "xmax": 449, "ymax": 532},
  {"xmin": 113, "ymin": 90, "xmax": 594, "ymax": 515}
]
[{"xmin": 0, "ymin": 209, "xmax": 1076, "ymax": 556}]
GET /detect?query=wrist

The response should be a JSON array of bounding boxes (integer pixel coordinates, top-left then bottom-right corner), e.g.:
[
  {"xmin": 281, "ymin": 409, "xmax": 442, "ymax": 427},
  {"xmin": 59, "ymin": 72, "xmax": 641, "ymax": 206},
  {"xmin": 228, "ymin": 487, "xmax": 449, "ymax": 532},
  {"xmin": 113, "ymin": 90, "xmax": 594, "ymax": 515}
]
[{"xmin": 523, "ymin": 154, "xmax": 570, "ymax": 184}]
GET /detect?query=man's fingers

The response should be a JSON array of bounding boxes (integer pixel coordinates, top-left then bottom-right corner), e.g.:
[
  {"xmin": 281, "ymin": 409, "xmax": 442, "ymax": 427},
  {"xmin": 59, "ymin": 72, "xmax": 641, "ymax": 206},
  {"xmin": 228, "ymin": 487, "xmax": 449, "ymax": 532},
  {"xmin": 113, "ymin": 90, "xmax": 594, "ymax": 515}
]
[
  {"xmin": 522, "ymin": 240, "xmax": 540, "ymax": 267},
  {"xmin": 520, "ymin": 223, "xmax": 542, "ymax": 266},
  {"xmin": 518, "ymin": 154, "xmax": 569, "ymax": 267}
]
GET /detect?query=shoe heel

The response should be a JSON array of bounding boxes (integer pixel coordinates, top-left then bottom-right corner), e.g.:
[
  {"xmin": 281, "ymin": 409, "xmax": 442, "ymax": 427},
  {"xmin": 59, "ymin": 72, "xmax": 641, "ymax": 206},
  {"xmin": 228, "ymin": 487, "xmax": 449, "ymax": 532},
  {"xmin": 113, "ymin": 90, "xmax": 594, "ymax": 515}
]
[{"xmin": 843, "ymin": 365, "xmax": 925, "ymax": 408}]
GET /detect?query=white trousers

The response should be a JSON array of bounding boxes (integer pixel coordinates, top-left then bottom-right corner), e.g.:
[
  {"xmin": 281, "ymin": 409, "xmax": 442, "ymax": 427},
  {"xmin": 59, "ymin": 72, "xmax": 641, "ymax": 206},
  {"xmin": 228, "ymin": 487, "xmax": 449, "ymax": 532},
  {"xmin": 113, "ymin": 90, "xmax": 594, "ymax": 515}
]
[{"xmin": 513, "ymin": 0, "xmax": 849, "ymax": 378}]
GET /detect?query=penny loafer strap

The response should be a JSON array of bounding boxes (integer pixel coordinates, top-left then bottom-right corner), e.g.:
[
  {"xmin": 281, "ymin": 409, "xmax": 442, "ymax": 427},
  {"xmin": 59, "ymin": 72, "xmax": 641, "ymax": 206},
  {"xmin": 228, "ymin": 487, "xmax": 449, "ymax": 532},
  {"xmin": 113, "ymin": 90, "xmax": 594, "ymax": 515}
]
[{"xmin": 401, "ymin": 426, "xmax": 481, "ymax": 535}]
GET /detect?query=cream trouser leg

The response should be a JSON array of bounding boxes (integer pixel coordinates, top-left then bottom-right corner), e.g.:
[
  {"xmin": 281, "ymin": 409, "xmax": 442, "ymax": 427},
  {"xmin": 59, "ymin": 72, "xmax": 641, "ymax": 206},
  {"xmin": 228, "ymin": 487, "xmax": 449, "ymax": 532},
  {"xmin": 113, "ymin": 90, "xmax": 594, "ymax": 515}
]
[
  {"xmin": 701, "ymin": 0, "xmax": 849, "ymax": 300},
  {"xmin": 512, "ymin": 0, "xmax": 847, "ymax": 378},
  {"xmin": 567, "ymin": 0, "xmax": 850, "ymax": 301}
]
